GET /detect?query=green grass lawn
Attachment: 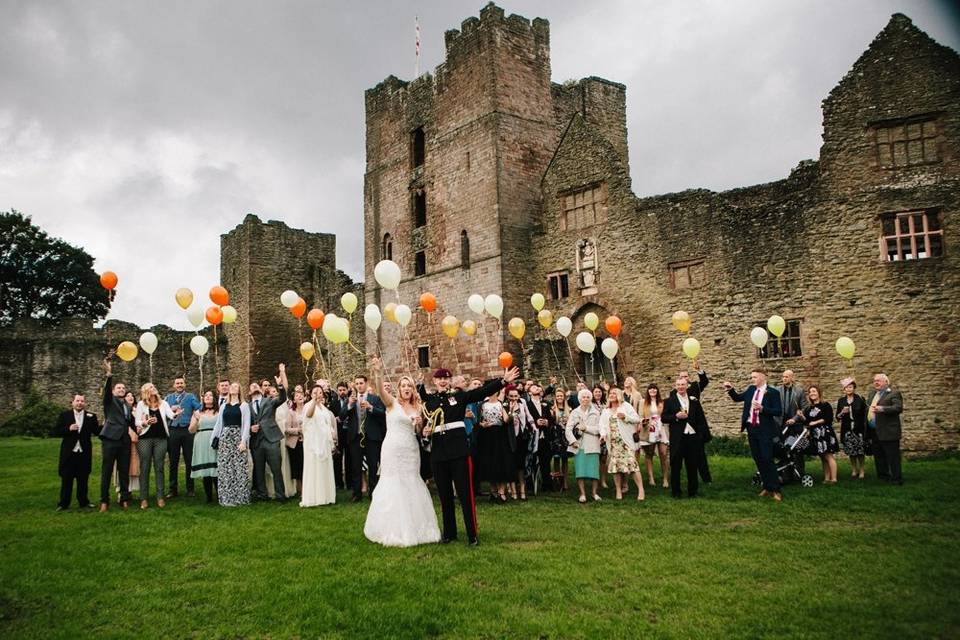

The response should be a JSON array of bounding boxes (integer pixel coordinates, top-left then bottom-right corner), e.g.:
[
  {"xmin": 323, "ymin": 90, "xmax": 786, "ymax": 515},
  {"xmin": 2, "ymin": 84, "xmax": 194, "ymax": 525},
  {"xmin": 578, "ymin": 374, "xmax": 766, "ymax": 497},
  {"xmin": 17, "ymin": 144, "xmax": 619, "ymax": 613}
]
[{"xmin": 1, "ymin": 437, "xmax": 958, "ymax": 639}]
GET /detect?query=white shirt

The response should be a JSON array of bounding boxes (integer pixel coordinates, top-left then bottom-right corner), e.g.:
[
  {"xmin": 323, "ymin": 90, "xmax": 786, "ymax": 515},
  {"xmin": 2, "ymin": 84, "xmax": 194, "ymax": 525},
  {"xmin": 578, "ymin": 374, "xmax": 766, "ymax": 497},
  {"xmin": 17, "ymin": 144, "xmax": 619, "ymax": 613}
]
[
  {"xmin": 678, "ymin": 394, "xmax": 695, "ymax": 435},
  {"xmin": 73, "ymin": 410, "xmax": 85, "ymax": 452}
]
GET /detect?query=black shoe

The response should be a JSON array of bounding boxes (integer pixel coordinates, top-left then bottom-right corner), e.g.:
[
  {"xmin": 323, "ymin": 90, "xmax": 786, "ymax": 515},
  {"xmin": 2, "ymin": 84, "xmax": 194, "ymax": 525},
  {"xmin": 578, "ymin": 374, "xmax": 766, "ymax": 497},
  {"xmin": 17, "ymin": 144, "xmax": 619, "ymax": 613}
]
[
  {"xmin": 468, "ymin": 538, "xmax": 480, "ymax": 547},
  {"xmin": 350, "ymin": 495, "xmax": 362, "ymax": 503},
  {"xmin": 164, "ymin": 490, "xmax": 179, "ymax": 499},
  {"xmin": 440, "ymin": 537, "xmax": 457, "ymax": 544},
  {"xmin": 186, "ymin": 490, "xmax": 196, "ymax": 498},
  {"xmin": 79, "ymin": 503, "xmax": 95, "ymax": 509},
  {"xmin": 56, "ymin": 506, "xmax": 67, "ymax": 512}
]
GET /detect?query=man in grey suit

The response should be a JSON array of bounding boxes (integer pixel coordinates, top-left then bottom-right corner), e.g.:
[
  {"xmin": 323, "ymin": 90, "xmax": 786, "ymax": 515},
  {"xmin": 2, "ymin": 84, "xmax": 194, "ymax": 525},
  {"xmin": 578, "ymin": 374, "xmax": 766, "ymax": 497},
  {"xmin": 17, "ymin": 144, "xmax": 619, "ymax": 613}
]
[
  {"xmin": 773, "ymin": 370, "xmax": 809, "ymax": 429},
  {"xmin": 99, "ymin": 356, "xmax": 132, "ymax": 512},
  {"xmin": 866, "ymin": 373, "xmax": 904, "ymax": 485},
  {"xmin": 248, "ymin": 363, "xmax": 289, "ymax": 501}
]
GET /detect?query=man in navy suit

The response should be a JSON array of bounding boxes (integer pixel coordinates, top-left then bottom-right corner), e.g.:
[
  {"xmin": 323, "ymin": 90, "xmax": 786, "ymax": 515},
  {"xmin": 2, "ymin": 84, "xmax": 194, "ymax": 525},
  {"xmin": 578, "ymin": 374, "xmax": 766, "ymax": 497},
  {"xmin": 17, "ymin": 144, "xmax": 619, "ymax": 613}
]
[
  {"xmin": 340, "ymin": 374, "xmax": 387, "ymax": 502},
  {"xmin": 724, "ymin": 369, "xmax": 784, "ymax": 501}
]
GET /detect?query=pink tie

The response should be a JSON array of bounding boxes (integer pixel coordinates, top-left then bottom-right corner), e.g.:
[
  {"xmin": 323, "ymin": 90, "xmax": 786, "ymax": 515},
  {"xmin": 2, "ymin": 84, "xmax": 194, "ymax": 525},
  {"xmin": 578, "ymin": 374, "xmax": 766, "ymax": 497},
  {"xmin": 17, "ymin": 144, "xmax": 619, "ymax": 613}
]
[{"xmin": 751, "ymin": 388, "xmax": 761, "ymax": 426}]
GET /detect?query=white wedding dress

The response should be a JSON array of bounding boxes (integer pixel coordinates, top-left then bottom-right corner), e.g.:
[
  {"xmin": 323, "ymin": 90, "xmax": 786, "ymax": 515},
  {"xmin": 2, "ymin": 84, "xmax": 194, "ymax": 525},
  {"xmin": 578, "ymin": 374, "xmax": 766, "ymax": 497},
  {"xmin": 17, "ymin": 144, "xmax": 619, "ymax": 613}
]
[
  {"xmin": 364, "ymin": 404, "xmax": 441, "ymax": 547},
  {"xmin": 299, "ymin": 404, "xmax": 336, "ymax": 507}
]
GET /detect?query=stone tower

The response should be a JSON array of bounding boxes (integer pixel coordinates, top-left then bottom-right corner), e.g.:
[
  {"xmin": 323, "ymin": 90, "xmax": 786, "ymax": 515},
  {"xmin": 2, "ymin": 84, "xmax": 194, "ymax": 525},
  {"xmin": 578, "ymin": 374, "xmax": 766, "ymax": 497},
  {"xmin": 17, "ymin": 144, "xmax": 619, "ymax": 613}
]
[{"xmin": 363, "ymin": 3, "xmax": 562, "ymax": 377}]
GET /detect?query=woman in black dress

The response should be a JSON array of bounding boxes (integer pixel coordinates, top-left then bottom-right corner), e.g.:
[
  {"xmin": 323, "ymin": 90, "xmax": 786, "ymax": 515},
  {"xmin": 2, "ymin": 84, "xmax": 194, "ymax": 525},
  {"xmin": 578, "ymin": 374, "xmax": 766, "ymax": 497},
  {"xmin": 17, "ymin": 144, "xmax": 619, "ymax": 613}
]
[
  {"xmin": 477, "ymin": 391, "xmax": 512, "ymax": 502},
  {"xmin": 803, "ymin": 385, "xmax": 839, "ymax": 484},
  {"xmin": 836, "ymin": 377, "xmax": 869, "ymax": 479}
]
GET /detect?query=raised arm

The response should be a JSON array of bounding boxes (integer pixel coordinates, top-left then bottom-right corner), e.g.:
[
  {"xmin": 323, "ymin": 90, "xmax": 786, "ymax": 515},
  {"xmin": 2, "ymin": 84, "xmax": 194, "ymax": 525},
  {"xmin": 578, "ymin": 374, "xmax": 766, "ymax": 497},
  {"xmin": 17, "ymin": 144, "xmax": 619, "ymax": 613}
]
[{"xmin": 370, "ymin": 357, "xmax": 394, "ymax": 409}]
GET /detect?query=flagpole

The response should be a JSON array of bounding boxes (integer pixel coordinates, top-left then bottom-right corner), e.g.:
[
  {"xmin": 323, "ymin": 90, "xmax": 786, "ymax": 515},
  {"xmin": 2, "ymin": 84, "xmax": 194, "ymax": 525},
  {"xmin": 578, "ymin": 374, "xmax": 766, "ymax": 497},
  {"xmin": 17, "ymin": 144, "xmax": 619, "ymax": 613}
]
[{"xmin": 415, "ymin": 16, "xmax": 421, "ymax": 78}]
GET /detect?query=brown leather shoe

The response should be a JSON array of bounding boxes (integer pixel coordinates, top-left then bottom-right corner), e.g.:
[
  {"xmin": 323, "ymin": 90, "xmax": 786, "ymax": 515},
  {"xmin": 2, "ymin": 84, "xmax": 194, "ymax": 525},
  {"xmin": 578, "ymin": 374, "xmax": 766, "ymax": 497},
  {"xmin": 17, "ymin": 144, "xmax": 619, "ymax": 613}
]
[
  {"xmin": 759, "ymin": 489, "xmax": 770, "ymax": 497},
  {"xmin": 99, "ymin": 503, "xmax": 108, "ymax": 513},
  {"xmin": 772, "ymin": 492, "xmax": 783, "ymax": 502}
]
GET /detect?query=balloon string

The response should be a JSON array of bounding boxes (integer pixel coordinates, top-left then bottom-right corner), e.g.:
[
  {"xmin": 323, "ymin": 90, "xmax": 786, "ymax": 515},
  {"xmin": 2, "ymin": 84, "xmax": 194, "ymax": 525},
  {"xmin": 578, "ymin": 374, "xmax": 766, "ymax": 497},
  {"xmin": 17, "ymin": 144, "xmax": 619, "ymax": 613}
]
[
  {"xmin": 198, "ymin": 355, "xmax": 204, "ymax": 398},
  {"xmin": 565, "ymin": 337, "xmax": 584, "ymax": 383},
  {"xmin": 346, "ymin": 338, "xmax": 365, "ymax": 357},
  {"xmin": 213, "ymin": 325, "xmax": 221, "ymax": 379},
  {"xmin": 449, "ymin": 337, "xmax": 462, "ymax": 373},
  {"xmin": 149, "ymin": 354, "xmax": 154, "ymax": 384}
]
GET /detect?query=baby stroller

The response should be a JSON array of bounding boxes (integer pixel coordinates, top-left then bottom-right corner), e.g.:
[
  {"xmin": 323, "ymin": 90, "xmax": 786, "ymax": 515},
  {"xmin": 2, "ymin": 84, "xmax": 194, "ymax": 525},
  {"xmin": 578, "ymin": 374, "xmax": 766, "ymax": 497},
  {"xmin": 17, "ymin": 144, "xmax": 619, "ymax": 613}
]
[{"xmin": 752, "ymin": 424, "xmax": 815, "ymax": 488}]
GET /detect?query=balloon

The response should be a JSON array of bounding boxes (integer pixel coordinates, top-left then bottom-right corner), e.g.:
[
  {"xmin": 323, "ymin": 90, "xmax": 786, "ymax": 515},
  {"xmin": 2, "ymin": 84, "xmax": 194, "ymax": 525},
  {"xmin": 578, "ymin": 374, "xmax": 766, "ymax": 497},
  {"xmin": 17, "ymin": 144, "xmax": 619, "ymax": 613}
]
[
  {"xmin": 467, "ymin": 294, "xmax": 485, "ymax": 315},
  {"xmin": 221, "ymin": 305, "xmax": 238, "ymax": 324},
  {"xmin": 299, "ymin": 341, "xmax": 315, "ymax": 361},
  {"xmin": 280, "ymin": 290, "xmax": 299, "ymax": 308},
  {"xmin": 307, "ymin": 309, "xmax": 326, "ymax": 330},
  {"xmin": 394, "ymin": 304, "xmax": 412, "ymax": 327},
  {"xmin": 290, "ymin": 298, "xmax": 307, "ymax": 319},
  {"xmin": 364, "ymin": 304, "xmax": 382, "ymax": 331},
  {"xmin": 605, "ymin": 315, "xmax": 623, "ymax": 338},
  {"xmin": 750, "ymin": 327, "xmax": 769, "ymax": 349},
  {"xmin": 189, "ymin": 335, "xmax": 209, "ymax": 357},
  {"xmin": 767, "ymin": 315, "xmax": 786, "ymax": 338},
  {"xmin": 575, "ymin": 331, "xmax": 596, "ymax": 353},
  {"xmin": 116, "ymin": 341, "xmax": 138, "ymax": 362},
  {"xmin": 326, "ymin": 317, "xmax": 350, "ymax": 344},
  {"xmin": 556, "ymin": 316, "xmax": 573, "ymax": 337},
  {"xmin": 537, "ymin": 309, "xmax": 553, "ymax": 329},
  {"xmin": 508, "ymin": 317, "xmax": 525, "ymax": 340},
  {"xmin": 99, "ymin": 271, "xmax": 118, "ymax": 290},
  {"xmin": 462, "ymin": 319, "xmax": 477, "ymax": 336},
  {"xmin": 601, "ymin": 337, "xmax": 619, "ymax": 360},
  {"xmin": 186, "ymin": 306, "xmax": 204, "ymax": 329},
  {"xmin": 383, "ymin": 302, "xmax": 397, "ymax": 323},
  {"xmin": 584, "ymin": 312, "xmax": 599, "ymax": 332},
  {"xmin": 205, "ymin": 306, "xmax": 223, "ymax": 326},
  {"xmin": 498, "ymin": 352, "xmax": 513, "ymax": 369},
  {"xmin": 672, "ymin": 310, "xmax": 691, "ymax": 333},
  {"xmin": 682, "ymin": 337, "xmax": 701, "ymax": 360},
  {"xmin": 373, "ymin": 260, "xmax": 402, "ymax": 291},
  {"xmin": 138, "ymin": 332, "xmax": 158, "ymax": 355},
  {"xmin": 420, "ymin": 293, "xmax": 437, "ymax": 313},
  {"xmin": 530, "ymin": 293, "xmax": 545, "ymax": 312},
  {"xmin": 441, "ymin": 315, "xmax": 459, "ymax": 339},
  {"xmin": 175, "ymin": 288, "xmax": 193, "ymax": 310},
  {"xmin": 484, "ymin": 294, "xmax": 503, "ymax": 319},
  {"xmin": 209, "ymin": 286, "xmax": 229, "ymax": 306},
  {"xmin": 835, "ymin": 336, "xmax": 856, "ymax": 360},
  {"xmin": 340, "ymin": 292, "xmax": 358, "ymax": 314}
]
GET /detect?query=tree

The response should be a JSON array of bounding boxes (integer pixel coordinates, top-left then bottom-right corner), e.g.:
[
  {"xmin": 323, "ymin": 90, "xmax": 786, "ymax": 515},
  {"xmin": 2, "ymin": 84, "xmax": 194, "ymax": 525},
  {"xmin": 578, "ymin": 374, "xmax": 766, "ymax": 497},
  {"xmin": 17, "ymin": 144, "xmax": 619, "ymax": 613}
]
[{"xmin": 0, "ymin": 209, "xmax": 110, "ymax": 327}]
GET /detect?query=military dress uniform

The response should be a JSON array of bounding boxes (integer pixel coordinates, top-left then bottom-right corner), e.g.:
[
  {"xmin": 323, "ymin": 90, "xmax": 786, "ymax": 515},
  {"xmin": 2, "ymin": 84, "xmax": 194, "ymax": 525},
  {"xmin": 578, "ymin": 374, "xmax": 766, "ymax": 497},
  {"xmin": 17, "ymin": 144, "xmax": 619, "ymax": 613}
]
[{"xmin": 419, "ymin": 370, "xmax": 505, "ymax": 544}]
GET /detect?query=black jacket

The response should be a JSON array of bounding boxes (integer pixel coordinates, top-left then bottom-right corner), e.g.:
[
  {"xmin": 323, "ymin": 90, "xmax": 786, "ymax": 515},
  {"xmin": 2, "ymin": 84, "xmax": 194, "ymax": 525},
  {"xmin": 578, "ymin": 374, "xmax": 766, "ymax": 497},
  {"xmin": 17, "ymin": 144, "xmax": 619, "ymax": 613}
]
[{"xmin": 52, "ymin": 409, "xmax": 99, "ymax": 477}]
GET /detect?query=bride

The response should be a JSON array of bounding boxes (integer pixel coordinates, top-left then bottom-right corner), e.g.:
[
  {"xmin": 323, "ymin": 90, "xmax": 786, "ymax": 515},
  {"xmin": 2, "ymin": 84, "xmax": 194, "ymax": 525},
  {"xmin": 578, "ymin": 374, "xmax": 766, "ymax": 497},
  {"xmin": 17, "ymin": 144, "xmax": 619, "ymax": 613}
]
[{"xmin": 364, "ymin": 357, "xmax": 441, "ymax": 547}]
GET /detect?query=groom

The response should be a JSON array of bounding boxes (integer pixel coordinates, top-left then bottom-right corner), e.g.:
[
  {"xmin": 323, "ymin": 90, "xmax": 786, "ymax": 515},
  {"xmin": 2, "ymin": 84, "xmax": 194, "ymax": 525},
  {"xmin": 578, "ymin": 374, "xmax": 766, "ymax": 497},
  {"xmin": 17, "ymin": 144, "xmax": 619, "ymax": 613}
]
[{"xmin": 419, "ymin": 364, "xmax": 519, "ymax": 546}]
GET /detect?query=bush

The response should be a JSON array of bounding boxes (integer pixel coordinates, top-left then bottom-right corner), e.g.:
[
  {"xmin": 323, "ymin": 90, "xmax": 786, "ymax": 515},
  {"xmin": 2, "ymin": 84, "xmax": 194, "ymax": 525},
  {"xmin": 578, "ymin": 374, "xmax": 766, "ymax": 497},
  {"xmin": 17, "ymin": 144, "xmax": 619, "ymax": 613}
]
[
  {"xmin": 0, "ymin": 388, "xmax": 62, "ymax": 437},
  {"xmin": 705, "ymin": 434, "xmax": 753, "ymax": 457}
]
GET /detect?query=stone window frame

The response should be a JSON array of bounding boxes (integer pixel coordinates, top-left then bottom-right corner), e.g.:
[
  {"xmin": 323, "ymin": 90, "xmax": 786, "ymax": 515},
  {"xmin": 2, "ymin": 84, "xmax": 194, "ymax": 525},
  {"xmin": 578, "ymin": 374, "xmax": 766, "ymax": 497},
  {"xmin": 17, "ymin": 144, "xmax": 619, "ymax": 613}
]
[
  {"xmin": 460, "ymin": 230, "xmax": 470, "ymax": 268},
  {"xmin": 413, "ymin": 189, "xmax": 427, "ymax": 228},
  {"xmin": 754, "ymin": 319, "xmax": 802, "ymax": 359},
  {"xmin": 417, "ymin": 344, "xmax": 430, "ymax": 369},
  {"xmin": 878, "ymin": 208, "xmax": 944, "ymax": 262},
  {"xmin": 870, "ymin": 114, "xmax": 939, "ymax": 169},
  {"xmin": 559, "ymin": 182, "xmax": 607, "ymax": 231},
  {"xmin": 668, "ymin": 258, "xmax": 705, "ymax": 290},
  {"xmin": 381, "ymin": 233, "xmax": 393, "ymax": 261},
  {"xmin": 411, "ymin": 126, "xmax": 425, "ymax": 170},
  {"xmin": 414, "ymin": 250, "xmax": 426, "ymax": 277},
  {"xmin": 547, "ymin": 271, "xmax": 570, "ymax": 300}
]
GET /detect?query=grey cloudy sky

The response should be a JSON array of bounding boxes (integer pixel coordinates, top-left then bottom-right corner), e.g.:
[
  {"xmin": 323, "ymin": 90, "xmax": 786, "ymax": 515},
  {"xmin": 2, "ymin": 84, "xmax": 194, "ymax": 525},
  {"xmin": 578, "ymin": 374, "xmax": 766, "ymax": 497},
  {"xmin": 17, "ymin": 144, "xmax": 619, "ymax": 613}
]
[{"xmin": 2, "ymin": 1, "xmax": 957, "ymax": 330}]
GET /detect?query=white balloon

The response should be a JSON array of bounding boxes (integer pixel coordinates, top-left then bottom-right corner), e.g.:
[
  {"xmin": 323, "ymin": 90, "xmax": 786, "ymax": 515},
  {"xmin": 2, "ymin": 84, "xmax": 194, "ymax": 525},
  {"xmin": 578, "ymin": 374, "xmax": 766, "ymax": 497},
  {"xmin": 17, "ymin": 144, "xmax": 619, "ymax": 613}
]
[
  {"xmin": 186, "ymin": 306, "xmax": 204, "ymax": 329},
  {"xmin": 601, "ymin": 337, "xmax": 619, "ymax": 360},
  {"xmin": 556, "ymin": 316, "xmax": 573, "ymax": 337},
  {"xmin": 467, "ymin": 294, "xmax": 485, "ymax": 315},
  {"xmin": 394, "ymin": 304, "xmax": 412, "ymax": 327},
  {"xmin": 280, "ymin": 290, "xmax": 299, "ymax": 308},
  {"xmin": 189, "ymin": 335, "xmax": 209, "ymax": 357},
  {"xmin": 484, "ymin": 294, "xmax": 503, "ymax": 319},
  {"xmin": 750, "ymin": 326, "xmax": 769, "ymax": 349},
  {"xmin": 575, "ymin": 331, "xmax": 596, "ymax": 353},
  {"xmin": 374, "ymin": 260, "xmax": 402, "ymax": 291},
  {"xmin": 363, "ymin": 304, "xmax": 382, "ymax": 331},
  {"xmin": 138, "ymin": 332, "xmax": 158, "ymax": 355}
]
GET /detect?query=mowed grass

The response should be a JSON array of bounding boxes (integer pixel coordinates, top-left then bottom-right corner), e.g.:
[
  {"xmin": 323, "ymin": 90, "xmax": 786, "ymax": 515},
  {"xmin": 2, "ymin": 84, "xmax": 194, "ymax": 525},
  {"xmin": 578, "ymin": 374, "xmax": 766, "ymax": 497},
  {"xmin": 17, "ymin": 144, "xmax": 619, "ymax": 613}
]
[{"xmin": 0, "ymin": 438, "xmax": 958, "ymax": 639}]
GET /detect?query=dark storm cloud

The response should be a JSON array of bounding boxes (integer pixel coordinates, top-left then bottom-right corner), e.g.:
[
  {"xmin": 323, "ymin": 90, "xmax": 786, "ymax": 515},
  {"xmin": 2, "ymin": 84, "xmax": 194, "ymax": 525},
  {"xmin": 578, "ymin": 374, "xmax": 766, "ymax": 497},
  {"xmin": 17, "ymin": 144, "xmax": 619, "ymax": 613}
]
[{"xmin": 1, "ymin": 0, "xmax": 956, "ymax": 328}]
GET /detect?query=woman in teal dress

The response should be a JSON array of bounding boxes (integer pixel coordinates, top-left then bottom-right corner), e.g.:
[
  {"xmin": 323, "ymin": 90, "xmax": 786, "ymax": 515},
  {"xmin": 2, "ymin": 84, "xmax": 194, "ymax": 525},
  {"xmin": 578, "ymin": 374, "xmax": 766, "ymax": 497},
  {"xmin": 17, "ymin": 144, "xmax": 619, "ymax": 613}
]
[{"xmin": 189, "ymin": 391, "xmax": 219, "ymax": 503}]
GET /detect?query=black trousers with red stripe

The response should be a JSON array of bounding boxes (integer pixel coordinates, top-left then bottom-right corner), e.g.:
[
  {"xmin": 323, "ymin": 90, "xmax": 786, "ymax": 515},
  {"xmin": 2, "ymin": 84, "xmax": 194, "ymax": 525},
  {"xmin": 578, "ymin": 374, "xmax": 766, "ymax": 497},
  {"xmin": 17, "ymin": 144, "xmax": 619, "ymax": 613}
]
[{"xmin": 431, "ymin": 454, "xmax": 477, "ymax": 541}]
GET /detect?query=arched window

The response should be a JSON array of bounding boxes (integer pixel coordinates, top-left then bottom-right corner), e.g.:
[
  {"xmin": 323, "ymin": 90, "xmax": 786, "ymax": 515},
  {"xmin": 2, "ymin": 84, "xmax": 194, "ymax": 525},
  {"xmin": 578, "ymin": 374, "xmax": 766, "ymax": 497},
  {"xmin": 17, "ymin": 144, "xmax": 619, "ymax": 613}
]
[
  {"xmin": 460, "ymin": 230, "xmax": 470, "ymax": 268},
  {"xmin": 382, "ymin": 233, "xmax": 393, "ymax": 261}
]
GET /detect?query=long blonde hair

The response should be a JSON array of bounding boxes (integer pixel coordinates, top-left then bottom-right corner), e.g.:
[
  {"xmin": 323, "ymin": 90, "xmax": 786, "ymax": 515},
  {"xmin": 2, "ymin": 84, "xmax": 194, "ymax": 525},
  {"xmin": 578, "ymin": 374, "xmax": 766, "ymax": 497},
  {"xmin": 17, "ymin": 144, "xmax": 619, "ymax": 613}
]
[
  {"xmin": 396, "ymin": 375, "xmax": 420, "ymax": 411},
  {"xmin": 139, "ymin": 383, "xmax": 161, "ymax": 409}
]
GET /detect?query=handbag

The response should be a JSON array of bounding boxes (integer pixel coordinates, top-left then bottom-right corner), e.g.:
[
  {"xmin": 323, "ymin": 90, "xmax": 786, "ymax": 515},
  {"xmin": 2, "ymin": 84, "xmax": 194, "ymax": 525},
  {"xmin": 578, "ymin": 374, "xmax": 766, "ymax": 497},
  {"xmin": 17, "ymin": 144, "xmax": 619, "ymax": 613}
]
[
  {"xmin": 632, "ymin": 432, "xmax": 641, "ymax": 443},
  {"xmin": 211, "ymin": 436, "xmax": 219, "ymax": 451}
]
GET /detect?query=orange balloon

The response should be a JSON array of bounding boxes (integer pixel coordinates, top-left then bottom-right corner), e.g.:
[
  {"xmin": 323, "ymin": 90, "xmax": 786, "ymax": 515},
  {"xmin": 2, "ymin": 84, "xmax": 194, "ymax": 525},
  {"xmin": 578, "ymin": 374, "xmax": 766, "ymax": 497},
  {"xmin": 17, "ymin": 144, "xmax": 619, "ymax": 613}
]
[
  {"xmin": 605, "ymin": 315, "xmax": 623, "ymax": 338},
  {"xmin": 209, "ymin": 286, "xmax": 229, "ymax": 306},
  {"xmin": 498, "ymin": 352, "xmax": 513, "ymax": 370},
  {"xmin": 205, "ymin": 306, "xmax": 224, "ymax": 326},
  {"xmin": 419, "ymin": 292, "xmax": 437, "ymax": 314},
  {"xmin": 290, "ymin": 298, "xmax": 307, "ymax": 319},
  {"xmin": 307, "ymin": 308, "xmax": 326, "ymax": 330},
  {"xmin": 99, "ymin": 271, "xmax": 118, "ymax": 290}
]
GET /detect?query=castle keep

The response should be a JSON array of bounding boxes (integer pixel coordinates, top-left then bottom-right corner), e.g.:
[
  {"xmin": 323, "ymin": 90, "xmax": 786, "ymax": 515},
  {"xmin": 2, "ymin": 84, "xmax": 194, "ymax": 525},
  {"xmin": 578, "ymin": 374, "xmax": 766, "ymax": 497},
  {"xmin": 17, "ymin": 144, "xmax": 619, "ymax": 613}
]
[{"xmin": 363, "ymin": 4, "xmax": 960, "ymax": 451}]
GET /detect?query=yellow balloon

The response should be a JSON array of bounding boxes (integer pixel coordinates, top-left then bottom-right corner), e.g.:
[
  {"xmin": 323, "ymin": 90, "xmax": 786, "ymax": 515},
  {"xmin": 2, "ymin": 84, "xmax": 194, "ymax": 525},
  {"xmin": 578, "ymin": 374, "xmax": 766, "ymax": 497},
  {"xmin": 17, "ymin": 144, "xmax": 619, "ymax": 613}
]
[
  {"xmin": 116, "ymin": 341, "xmax": 138, "ymax": 362},
  {"xmin": 584, "ymin": 312, "xmax": 599, "ymax": 332},
  {"xmin": 508, "ymin": 317, "xmax": 525, "ymax": 340},
  {"xmin": 383, "ymin": 302, "xmax": 397, "ymax": 323},
  {"xmin": 682, "ymin": 337, "xmax": 701, "ymax": 360},
  {"xmin": 441, "ymin": 315, "xmax": 460, "ymax": 339},
  {"xmin": 835, "ymin": 336, "xmax": 856, "ymax": 360},
  {"xmin": 537, "ymin": 309, "xmax": 553, "ymax": 329},
  {"xmin": 767, "ymin": 315, "xmax": 786, "ymax": 338},
  {"xmin": 530, "ymin": 293, "xmax": 545, "ymax": 312},
  {"xmin": 299, "ymin": 341, "xmax": 315, "ymax": 361},
  {"xmin": 340, "ymin": 292, "xmax": 358, "ymax": 314},
  {"xmin": 221, "ymin": 305, "xmax": 238, "ymax": 324},
  {"xmin": 672, "ymin": 310, "xmax": 691, "ymax": 333},
  {"xmin": 462, "ymin": 319, "xmax": 477, "ymax": 336},
  {"xmin": 175, "ymin": 288, "xmax": 193, "ymax": 310}
]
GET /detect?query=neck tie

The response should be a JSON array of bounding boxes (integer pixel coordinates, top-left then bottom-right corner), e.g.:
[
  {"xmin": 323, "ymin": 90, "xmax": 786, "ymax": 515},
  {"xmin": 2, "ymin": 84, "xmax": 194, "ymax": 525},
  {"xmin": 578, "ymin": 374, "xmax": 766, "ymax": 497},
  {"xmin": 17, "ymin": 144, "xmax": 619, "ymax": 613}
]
[
  {"xmin": 254, "ymin": 400, "xmax": 260, "ymax": 415},
  {"xmin": 783, "ymin": 387, "xmax": 792, "ymax": 417},
  {"xmin": 751, "ymin": 388, "xmax": 761, "ymax": 426}
]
